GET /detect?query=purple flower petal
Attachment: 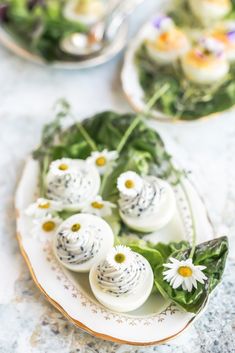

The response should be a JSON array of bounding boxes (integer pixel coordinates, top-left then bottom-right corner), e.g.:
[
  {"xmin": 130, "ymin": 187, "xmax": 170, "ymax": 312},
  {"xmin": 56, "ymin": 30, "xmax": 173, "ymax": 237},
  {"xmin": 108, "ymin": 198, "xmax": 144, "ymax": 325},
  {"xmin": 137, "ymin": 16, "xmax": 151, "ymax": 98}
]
[
  {"xmin": 227, "ymin": 30, "xmax": 235, "ymax": 42},
  {"xmin": 152, "ymin": 15, "xmax": 168, "ymax": 29}
]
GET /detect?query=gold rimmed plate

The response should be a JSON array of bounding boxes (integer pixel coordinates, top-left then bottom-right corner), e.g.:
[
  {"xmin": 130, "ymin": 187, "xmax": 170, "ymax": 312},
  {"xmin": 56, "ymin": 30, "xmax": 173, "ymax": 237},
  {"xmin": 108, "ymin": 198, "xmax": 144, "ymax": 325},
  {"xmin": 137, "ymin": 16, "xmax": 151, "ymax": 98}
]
[{"xmin": 15, "ymin": 141, "xmax": 214, "ymax": 346}]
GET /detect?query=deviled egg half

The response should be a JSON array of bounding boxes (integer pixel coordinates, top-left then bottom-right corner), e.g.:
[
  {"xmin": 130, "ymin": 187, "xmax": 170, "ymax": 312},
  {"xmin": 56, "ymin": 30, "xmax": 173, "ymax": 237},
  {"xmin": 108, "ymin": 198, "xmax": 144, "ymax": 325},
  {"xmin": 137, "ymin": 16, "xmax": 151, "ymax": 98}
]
[
  {"xmin": 181, "ymin": 37, "xmax": 229, "ymax": 84},
  {"xmin": 53, "ymin": 214, "xmax": 114, "ymax": 272},
  {"xmin": 46, "ymin": 158, "xmax": 100, "ymax": 211},
  {"xmin": 145, "ymin": 15, "xmax": 190, "ymax": 64},
  {"xmin": 188, "ymin": 0, "xmax": 232, "ymax": 24},
  {"xmin": 63, "ymin": 0, "xmax": 105, "ymax": 26},
  {"xmin": 210, "ymin": 21, "xmax": 235, "ymax": 61},
  {"xmin": 89, "ymin": 245, "xmax": 153, "ymax": 312},
  {"xmin": 117, "ymin": 171, "xmax": 176, "ymax": 233}
]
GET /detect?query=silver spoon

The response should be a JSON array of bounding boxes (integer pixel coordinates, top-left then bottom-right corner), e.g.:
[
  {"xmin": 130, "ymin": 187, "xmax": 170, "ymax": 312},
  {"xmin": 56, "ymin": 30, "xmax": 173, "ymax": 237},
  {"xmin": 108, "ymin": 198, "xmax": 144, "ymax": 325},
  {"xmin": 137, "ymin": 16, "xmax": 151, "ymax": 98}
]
[{"xmin": 61, "ymin": 0, "xmax": 144, "ymax": 57}]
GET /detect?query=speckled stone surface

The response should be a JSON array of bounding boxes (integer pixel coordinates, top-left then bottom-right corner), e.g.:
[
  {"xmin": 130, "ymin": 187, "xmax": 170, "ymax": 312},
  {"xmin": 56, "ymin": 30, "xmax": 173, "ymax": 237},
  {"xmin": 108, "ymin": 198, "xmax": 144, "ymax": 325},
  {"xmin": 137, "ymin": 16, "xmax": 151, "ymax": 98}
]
[{"xmin": 1, "ymin": 1, "xmax": 235, "ymax": 352}]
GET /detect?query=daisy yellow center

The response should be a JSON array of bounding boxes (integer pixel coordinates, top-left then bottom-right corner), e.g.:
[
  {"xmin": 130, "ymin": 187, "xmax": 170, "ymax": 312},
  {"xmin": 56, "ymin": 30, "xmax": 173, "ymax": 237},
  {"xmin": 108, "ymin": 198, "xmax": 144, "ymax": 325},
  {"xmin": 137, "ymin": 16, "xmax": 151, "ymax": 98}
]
[
  {"xmin": 114, "ymin": 253, "xmax": 126, "ymax": 264},
  {"xmin": 42, "ymin": 221, "xmax": 56, "ymax": 232},
  {"xmin": 178, "ymin": 266, "xmax": 193, "ymax": 277},
  {"xmin": 125, "ymin": 179, "xmax": 135, "ymax": 189},
  {"xmin": 58, "ymin": 163, "xmax": 68, "ymax": 171},
  {"xmin": 96, "ymin": 156, "xmax": 106, "ymax": 167},
  {"xmin": 91, "ymin": 201, "xmax": 104, "ymax": 209},
  {"xmin": 71, "ymin": 223, "xmax": 81, "ymax": 232},
  {"xmin": 38, "ymin": 202, "xmax": 50, "ymax": 209}
]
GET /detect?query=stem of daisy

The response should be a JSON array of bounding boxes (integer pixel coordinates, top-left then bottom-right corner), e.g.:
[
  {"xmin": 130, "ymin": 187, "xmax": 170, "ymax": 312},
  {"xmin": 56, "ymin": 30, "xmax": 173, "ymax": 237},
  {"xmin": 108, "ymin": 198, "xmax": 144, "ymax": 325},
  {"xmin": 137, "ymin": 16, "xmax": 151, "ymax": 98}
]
[
  {"xmin": 76, "ymin": 121, "xmax": 97, "ymax": 151},
  {"xmin": 40, "ymin": 155, "xmax": 50, "ymax": 197},
  {"xmin": 100, "ymin": 84, "xmax": 170, "ymax": 196},
  {"xmin": 179, "ymin": 179, "xmax": 197, "ymax": 259},
  {"xmin": 116, "ymin": 83, "xmax": 170, "ymax": 154}
]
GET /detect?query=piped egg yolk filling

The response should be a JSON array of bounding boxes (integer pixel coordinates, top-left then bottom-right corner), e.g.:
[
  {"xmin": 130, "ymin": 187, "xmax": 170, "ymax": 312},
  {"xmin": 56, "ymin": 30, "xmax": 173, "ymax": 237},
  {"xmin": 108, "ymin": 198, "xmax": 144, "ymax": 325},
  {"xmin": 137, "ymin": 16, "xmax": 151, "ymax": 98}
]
[
  {"xmin": 38, "ymin": 202, "xmax": 50, "ymax": 209},
  {"xmin": 186, "ymin": 49, "xmax": 220, "ymax": 67},
  {"xmin": 71, "ymin": 223, "xmax": 81, "ymax": 232},
  {"xmin": 96, "ymin": 156, "xmax": 106, "ymax": 167},
  {"xmin": 91, "ymin": 201, "xmax": 104, "ymax": 209},
  {"xmin": 114, "ymin": 253, "xmax": 126, "ymax": 264},
  {"xmin": 125, "ymin": 179, "xmax": 135, "ymax": 189},
  {"xmin": 58, "ymin": 163, "xmax": 69, "ymax": 171},
  {"xmin": 154, "ymin": 29, "xmax": 187, "ymax": 51},
  {"xmin": 178, "ymin": 266, "xmax": 193, "ymax": 277},
  {"xmin": 42, "ymin": 221, "xmax": 56, "ymax": 232}
]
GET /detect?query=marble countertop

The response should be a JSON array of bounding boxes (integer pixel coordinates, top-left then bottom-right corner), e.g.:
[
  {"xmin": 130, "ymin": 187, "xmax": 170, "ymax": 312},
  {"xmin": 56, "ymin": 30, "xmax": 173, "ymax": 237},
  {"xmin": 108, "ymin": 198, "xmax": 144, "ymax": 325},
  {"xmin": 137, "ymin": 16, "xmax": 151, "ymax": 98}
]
[{"xmin": 0, "ymin": 1, "xmax": 235, "ymax": 352}]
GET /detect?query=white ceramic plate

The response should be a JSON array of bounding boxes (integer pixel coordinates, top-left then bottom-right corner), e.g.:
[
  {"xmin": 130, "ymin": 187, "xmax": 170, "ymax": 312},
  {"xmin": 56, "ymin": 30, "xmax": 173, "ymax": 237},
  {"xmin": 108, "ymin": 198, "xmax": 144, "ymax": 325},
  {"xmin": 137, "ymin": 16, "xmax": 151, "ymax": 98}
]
[
  {"xmin": 0, "ymin": 23, "xmax": 128, "ymax": 69},
  {"xmin": 15, "ymin": 155, "xmax": 214, "ymax": 346},
  {"xmin": 121, "ymin": 14, "xmax": 229, "ymax": 123}
]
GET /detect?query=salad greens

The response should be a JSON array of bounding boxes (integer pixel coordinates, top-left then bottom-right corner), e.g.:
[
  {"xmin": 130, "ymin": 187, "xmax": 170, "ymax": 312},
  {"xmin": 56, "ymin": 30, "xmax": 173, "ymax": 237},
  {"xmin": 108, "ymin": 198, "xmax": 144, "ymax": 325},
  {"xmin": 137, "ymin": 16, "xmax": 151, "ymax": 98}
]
[
  {"xmin": 33, "ymin": 103, "xmax": 229, "ymax": 313},
  {"xmin": 0, "ymin": 0, "xmax": 88, "ymax": 61},
  {"xmin": 33, "ymin": 100, "xmax": 182, "ymax": 201},
  {"xmin": 136, "ymin": 45, "xmax": 235, "ymax": 121},
  {"xmin": 130, "ymin": 237, "xmax": 229, "ymax": 313}
]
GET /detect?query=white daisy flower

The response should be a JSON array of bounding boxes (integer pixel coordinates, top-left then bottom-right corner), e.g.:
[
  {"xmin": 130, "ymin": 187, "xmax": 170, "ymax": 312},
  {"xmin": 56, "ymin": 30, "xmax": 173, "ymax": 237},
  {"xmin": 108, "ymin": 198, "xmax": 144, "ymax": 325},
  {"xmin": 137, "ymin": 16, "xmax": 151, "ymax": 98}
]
[
  {"xmin": 32, "ymin": 214, "xmax": 62, "ymax": 242},
  {"xmin": 86, "ymin": 149, "xmax": 119, "ymax": 175},
  {"xmin": 106, "ymin": 245, "xmax": 134, "ymax": 269},
  {"xmin": 25, "ymin": 198, "xmax": 63, "ymax": 218},
  {"xmin": 163, "ymin": 257, "xmax": 207, "ymax": 292},
  {"xmin": 81, "ymin": 195, "xmax": 116, "ymax": 217},
  {"xmin": 49, "ymin": 158, "xmax": 78, "ymax": 176},
  {"xmin": 117, "ymin": 171, "xmax": 143, "ymax": 197}
]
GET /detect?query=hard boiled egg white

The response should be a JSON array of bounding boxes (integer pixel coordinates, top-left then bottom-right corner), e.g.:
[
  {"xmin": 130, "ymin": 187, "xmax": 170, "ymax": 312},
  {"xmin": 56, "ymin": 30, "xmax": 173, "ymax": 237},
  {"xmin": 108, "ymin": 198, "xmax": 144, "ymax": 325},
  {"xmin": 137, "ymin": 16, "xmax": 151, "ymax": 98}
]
[
  {"xmin": 189, "ymin": 0, "xmax": 232, "ymax": 24},
  {"xmin": 210, "ymin": 22, "xmax": 235, "ymax": 61},
  {"xmin": 53, "ymin": 214, "xmax": 114, "ymax": 272},
  {"xmin": 181, "ymin": 48, "xmax": 229, "ymax": 84},
  {"xmin": 146, "ymin": 27, "xmax": 190, "ymax": 64},
  {"xmin": 119, "ymin": 178, "xmax": 176, "ymax": 233},
  {"xmin": 63, "ymin": 0, "xmax": 105, "ymax": 26},
  {"xmin": 46, "ymin": 158, "xmax": 100, "ymax": 211},
  {"xmin": 89, "ymin": 253, "xmax": 153, "ymax": 312}
]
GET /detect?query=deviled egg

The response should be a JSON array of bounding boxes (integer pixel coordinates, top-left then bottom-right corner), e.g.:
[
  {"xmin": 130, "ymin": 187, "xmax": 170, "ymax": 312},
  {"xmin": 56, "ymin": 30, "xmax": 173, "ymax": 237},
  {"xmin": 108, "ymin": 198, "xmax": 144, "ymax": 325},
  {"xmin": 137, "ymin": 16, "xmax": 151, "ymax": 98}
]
[
  {"xmin": 188, "ymin": 0, "xmax": 232, "ymax": 24},
  {"xmin": 210, "ymin": 21, "xmax": 235, "ymax": 61},
  {"xmin": 117, "ymin": 171, "xmax": 176, "ymax": 233},
  {"xmin": 63, "ymin": 0, "xmax": 105, "ymax": 26},
  {"xmin": 145, "ymin": 15, "xmax": 190, "ymax": 64},
  {"xmin": 89, "ymin": 245, "xmax": 153, "ymax": 312},
  {"xmin": 53, "ymin": 214, "xmax": 114, "ymax": 272},
  {"xmin": 46, "ymin": 158, "xmax": 100, "ymax": 211},
  {"xmin": 181, "ymin": 37, "xmax": 229, "ymax": 84}
]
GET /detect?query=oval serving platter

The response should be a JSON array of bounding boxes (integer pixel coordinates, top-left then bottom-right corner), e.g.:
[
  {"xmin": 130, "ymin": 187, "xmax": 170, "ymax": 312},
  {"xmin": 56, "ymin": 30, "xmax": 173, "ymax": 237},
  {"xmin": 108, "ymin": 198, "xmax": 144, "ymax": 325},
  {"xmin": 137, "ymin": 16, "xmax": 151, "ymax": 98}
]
[{"xmin": 15, "ymin": 111, "xmax": 214, "ymax": 346}]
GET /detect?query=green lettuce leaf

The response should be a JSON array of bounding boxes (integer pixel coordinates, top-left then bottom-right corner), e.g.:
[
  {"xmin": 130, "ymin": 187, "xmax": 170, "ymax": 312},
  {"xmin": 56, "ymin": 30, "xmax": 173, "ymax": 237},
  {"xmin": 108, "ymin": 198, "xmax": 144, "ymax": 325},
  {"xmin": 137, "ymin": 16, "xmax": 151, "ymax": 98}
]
[{"xmin": 154, "ymin": 236, "xmax": 229, "ymax": 313}]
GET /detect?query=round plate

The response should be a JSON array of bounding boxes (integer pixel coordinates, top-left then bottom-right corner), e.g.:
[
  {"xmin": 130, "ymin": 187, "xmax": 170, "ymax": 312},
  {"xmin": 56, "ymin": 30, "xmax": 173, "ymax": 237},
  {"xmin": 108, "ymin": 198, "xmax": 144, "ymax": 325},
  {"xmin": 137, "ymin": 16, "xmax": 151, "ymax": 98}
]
[
  {"xmin": 121, "ymin": 16, "xmax": 231, "ymax": 123},
  {"xmin": 15, "ymin": 155, "xmax": 214, "ymax": 346},
  {"xmin": 0, "ymin": 23, "xmax": 128, "ymax": 69}
]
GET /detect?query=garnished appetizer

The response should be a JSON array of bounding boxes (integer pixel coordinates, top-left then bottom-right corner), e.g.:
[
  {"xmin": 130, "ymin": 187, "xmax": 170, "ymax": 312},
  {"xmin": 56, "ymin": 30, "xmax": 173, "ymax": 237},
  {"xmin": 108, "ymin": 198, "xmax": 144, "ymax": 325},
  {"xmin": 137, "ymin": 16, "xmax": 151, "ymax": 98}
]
[
  {"xmin": 210, "ymin": 21, "xmax": 235, "ymax": 61},
  {"xmin": 89, "ymin": 245, "xmax": 153, "ymax": 312},
  {"xmin": 188, "ymin": 0, "xmax": 232, "ymax": 24},
  {"xmin": 117, "ymin": 171, "xmax": 176, "ymax": 233},
  {"xmin": 63, "ymin": 0, "xmax": 105, "ymax": 26},
  {"xmin": 145, "ymin": 15, "xmax": 190, "ymax": 64},
  {"xmin": 46, "ymin": 158, "xmax": 100, "ymax": 211},
  {"xmin": 53, "ymin": 214, "xmax": 114, "ymax": 272},
  {"xmin": 181, "ymin": 37, "xmax": 229, "ymax": 84}
]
